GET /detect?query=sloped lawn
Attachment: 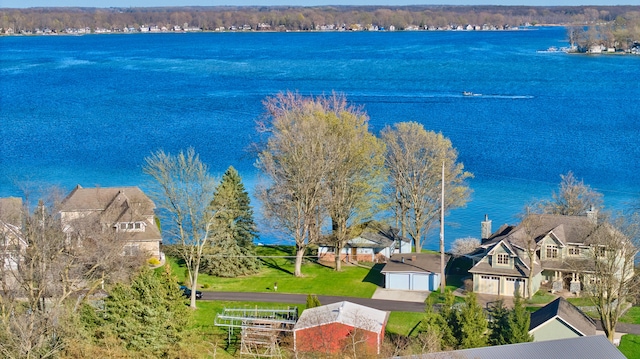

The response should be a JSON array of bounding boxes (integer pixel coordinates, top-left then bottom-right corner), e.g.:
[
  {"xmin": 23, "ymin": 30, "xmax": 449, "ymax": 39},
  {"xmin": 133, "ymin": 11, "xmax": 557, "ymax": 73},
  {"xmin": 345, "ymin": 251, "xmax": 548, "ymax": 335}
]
[
  {"xmin": 619, "ymin": 334, "xmax": 640, "ymax": 359},
  {"xmin": 169, "ymin": 245, "xmax": 380, "ymax": 298}
]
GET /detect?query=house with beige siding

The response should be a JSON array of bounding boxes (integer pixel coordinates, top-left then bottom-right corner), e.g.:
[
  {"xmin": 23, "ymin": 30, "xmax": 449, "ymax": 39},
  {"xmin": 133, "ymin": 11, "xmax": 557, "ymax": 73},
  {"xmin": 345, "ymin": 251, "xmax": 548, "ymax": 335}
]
[
  {"xmin": 468, "ymin": 211, "xmax": 629, "ymax": 297},
  {"xmin": 59, "ymin": 185, "xmax": 162, "ymax": 259}
]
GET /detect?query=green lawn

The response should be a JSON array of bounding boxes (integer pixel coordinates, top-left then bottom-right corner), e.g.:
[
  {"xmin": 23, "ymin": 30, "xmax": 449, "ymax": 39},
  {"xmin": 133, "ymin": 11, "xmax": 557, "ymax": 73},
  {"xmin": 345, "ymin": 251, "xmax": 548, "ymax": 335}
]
[
  {"xmin": 386, "ymin": 311, "xmax": 425, "ymax": 336},
  {"xmin": 619, "ymin": 334, "xmax": 640, "ymax": 359},
  {"xmin": 620, "ymin": 307, "xmax": 640, "ymax": 325},
  {"xmin": 565, "ymin": 297, "xmax": 595, "ymax": 307},
  {"xmin": 169, "ymin": 245, "xmax": 381, "ymax": 298},
  {"xmin": 526, "ymin": 291, "xmax": 556, "ymax": 305}
]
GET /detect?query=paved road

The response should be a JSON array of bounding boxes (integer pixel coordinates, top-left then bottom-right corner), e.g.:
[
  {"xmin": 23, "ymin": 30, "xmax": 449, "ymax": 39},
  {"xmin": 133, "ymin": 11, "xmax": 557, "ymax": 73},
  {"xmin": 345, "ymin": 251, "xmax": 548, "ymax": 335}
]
[
  {"xmin": 201, "ymin": 291, "xmax": 426, "ymax": 312},
  {"xmin": 202, "ymin": 291, "xmax": 640, "ymax": 335}
]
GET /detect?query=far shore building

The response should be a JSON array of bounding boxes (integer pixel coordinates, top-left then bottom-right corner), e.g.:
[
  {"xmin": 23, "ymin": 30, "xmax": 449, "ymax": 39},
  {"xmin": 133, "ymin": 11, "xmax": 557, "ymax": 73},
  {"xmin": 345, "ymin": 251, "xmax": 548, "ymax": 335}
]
[{"xmin": 59, "ymin": 185, "xmax": 162, "ymax": 259}]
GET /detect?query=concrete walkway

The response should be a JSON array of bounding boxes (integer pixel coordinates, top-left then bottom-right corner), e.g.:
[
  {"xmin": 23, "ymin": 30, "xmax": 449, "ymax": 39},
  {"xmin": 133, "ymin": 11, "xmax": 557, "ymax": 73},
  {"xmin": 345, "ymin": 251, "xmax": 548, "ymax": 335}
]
[{"xmin": 371, "ymin": 288, "xmax": 430, "ymax": 303}]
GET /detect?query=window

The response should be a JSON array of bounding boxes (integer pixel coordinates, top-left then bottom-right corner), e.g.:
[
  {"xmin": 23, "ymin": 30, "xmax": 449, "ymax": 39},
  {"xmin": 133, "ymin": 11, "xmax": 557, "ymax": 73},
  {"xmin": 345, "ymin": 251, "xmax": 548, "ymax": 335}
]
[
  {"xmin": 497, "ymin": 253, "xmax": 509, "ymax": 265},
  {"xmin": 596, "ymin": 246, "xmax": 606, "ymax": 257},
  {"xmin": 569, "ymin": 247, "xmax": 581, "ymax": 256},
  {"xmin": 546, "ymin": 245, "xmax": 558, "ymax": 259}
]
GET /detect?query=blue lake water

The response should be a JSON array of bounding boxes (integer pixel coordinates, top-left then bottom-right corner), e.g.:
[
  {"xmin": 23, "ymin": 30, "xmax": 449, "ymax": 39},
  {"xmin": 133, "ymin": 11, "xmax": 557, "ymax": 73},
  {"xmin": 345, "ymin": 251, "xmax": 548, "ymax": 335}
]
[{"xmin": 1, "ymin": 27, "xmax": 639, "ymax": 249}]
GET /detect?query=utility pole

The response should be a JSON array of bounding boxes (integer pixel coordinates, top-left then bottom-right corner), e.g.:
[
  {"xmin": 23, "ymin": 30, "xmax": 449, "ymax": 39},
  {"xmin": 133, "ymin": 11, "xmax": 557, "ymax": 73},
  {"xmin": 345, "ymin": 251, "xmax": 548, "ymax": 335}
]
[{"xmin": 440, "ymin": 160, "xmax": 446, "ymax": 292}]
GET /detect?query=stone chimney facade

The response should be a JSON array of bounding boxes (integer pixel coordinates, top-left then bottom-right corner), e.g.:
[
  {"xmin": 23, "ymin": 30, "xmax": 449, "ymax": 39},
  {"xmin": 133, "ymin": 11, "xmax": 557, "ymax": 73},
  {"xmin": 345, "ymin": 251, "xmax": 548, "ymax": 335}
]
[
  {"xmin": 586, "ymin": 206, "xmax": 598, "ymax": 224},
  {"xmin": 481, "ymin": 214, "xmax": 492, "ymax": 241}
]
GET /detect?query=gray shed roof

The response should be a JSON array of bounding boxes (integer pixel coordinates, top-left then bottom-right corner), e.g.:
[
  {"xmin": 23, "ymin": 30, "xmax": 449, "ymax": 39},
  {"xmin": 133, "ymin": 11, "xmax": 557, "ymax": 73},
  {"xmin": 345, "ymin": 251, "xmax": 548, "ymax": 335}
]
[
  {"xmin": 529, "ymin": 297, "xmax": 596, "ymax": 336},
  {"xmin": 396, "ymin": 335, "xmax": 624, "ymax": 359},
  {"xmin": 380, "ymin": 253, "xmax": 450, "ymax": 275},
  {"xmin": 294, "ymin": 301, "xmax": 388, "ymax": 334}
]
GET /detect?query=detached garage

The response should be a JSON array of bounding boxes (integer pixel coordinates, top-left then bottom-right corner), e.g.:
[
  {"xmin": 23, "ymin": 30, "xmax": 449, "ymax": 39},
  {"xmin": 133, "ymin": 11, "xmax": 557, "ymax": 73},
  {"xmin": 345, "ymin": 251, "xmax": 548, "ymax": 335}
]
[{"xmin": 380, "ymin": 253, "xmax": 450, "ymax": 291}]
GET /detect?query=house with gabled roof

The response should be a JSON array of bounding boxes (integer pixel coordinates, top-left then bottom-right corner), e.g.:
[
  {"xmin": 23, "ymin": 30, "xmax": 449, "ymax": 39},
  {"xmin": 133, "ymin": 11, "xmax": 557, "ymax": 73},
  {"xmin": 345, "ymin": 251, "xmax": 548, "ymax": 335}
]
[
  {"xmin": 468, "ymin": 211, "xmax": 629, "ymax": 297},
  {"xmin": 317, "ymin": 221, "xmax": 411, "ymax": 263},
  {"xmin": 0, "ymin": 197, "xmax": 26, "ymax": 275},
  {"xmin": 59, "ymin": 185, "xmax": 162, "ymax": 259},
  {"xmin": 293, "ymin": 301, "xmax": 389, "ymax": 355},
  {"xmin": 529, "ymin": 297, "xmax": 596, "ymax": 342}
]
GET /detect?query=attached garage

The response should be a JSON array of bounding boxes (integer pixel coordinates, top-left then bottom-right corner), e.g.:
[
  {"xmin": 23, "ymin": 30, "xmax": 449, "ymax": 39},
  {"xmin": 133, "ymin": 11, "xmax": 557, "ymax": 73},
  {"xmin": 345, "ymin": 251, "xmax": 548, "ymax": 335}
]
[
  {"xmin": 479, "ymin": 275, "xmax": 500, "ymax": 295},
  {"xmin": 504, "ymin": 277, "xmax": 525, "ymax": 296}
]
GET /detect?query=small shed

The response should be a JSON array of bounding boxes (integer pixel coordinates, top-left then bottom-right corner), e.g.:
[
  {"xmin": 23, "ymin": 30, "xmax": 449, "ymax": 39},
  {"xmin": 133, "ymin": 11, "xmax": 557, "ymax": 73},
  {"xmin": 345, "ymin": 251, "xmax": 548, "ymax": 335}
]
[
  {"xmin": 293, "ymin": 301, "xmax": 389, "ymax": 355},
  {"xmin": 380, "ymin": 253, "xmax": 449, "ymax": 291},
  {"xmin": 529, "ymin": 297, "xmax": 596, "ymax": 342}
]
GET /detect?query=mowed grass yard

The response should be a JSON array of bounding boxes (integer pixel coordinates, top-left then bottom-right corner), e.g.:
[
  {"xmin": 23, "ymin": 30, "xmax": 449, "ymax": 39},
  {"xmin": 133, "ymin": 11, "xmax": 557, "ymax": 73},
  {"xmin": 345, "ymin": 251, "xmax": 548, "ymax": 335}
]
[{"xmin": 168, "ymin": 245, "xmax": 382, "ymax": 298}]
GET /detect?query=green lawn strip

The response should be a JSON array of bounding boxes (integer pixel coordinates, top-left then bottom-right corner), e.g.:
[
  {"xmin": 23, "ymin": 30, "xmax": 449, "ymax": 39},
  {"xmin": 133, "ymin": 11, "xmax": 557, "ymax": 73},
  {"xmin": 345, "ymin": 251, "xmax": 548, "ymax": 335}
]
[
  {"xmin": 620, "ymin": 306, "xmax": 640, "ymax": 325},
  {"xmin": 168, "ymin": 247, "xmax": 380, "ymax": 297},
  {"xmin": 526, "ymin": 291, "xmax": 555, "ymax": 305},
  {"xmin": 427, "ymin": 290, "xmax": 466, "ymax": 304},
  {"xmin": 619, "ymin": 334, "xmax": 640, "ymax": 359},
  {"xmin": 565, "ymin": 297, "xmax": 594, "ymax": 307},
  {"xmin": 386, "ymin": 311, "xmax": 425, "ymax": 336}
]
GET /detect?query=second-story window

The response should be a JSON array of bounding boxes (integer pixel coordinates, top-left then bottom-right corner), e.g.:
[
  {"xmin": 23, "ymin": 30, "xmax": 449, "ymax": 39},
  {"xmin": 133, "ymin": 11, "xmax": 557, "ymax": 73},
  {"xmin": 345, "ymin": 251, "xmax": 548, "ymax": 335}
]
[
  {"xmin": 546, "ymin": 245, "xmax": 558, "ymax": 259},
  {"xmin": 569, "ymin": 247, "xmax": 581, "ymax": 256},
  {"xmin": 497, "ymin": 253, "xmax": 509, "ymax": 265}
]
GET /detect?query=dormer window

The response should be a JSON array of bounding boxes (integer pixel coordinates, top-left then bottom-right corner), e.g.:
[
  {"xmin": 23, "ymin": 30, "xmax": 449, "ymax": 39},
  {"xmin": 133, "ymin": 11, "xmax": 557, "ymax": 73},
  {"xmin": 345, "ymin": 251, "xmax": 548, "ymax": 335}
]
[
  {"xmin": 569, "ymin": 247, "xmax": 581, "ymax": 256},
  {"xmin": 546, "ymin": 245, "xmax": 558, "ymax": 259},
  {"xmin": 497, "ymin": 253, "xmax": 509, "ymax": 265},
  {"xmin": 117, "ymin": 222, "xmax": 144, "ymax": 232}
]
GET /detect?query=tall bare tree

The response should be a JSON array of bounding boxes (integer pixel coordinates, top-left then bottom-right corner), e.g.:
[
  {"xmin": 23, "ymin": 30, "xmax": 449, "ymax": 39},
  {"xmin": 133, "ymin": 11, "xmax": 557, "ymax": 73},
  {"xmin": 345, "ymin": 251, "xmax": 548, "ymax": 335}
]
[
  {"xmin": 381, "ymin": 122, "xmax": 472, "ymax": 252},
  {"xmin": 583, "ymin": 213, "xmax": 639, "ymax": 342},
  {"xmin": 539, "ymin": 171, "xmax": 603, "ymax": 216},
  {"xmin": 143, "ymin": 148, "xmax": 218, "ymax": 308},
  {"xmin": 256, "ymin": 92, "xmax": 331, "ymax": 277},
  {"xmin": 320, "ymin": 95, "xmax": 386, "ymax": 272}
]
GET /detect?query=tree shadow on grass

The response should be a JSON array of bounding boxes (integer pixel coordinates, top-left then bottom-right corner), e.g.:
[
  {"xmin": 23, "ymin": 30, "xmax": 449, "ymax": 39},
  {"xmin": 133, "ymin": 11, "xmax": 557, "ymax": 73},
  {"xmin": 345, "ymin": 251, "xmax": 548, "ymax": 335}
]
[
  {"xmin": 362, "ymin": 263, "xmax": 384, "ymax": 286},
  {"xmin": 258, "ymin": 256, "xmax": 294, "ymax": 275}
]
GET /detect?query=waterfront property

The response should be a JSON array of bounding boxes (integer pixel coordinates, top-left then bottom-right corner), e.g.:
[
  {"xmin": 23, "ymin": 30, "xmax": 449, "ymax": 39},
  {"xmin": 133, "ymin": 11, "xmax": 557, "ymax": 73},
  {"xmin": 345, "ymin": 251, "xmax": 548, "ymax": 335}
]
[
  {"xmin": 0, "ymin": 197, "xmax": 25, "ymax": 282},
  {"xmin": 467, "ymin": 211, "xmax": 632, "ymax": 297},
  {"xmin": 317, "ymin": 221, "xmax": 411, "ymax": 263},
  {"xmin": 59, "ymin": 185, "xmax": 162, "ymax": 259}
]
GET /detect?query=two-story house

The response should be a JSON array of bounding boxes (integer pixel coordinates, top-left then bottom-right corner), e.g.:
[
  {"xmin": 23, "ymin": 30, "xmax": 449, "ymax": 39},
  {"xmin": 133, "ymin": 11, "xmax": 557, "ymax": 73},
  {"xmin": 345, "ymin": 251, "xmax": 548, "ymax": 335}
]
[
  {"xmin": 0, "ymin": 197, "xmax": 25, "ymax": 278},
  {"xmin": 59, "ymin": 185, "xmax": 162, "ymax": 259},
  {"xmin": 468, "ymin": 211, "xmax": 623, "ymax": 297}
]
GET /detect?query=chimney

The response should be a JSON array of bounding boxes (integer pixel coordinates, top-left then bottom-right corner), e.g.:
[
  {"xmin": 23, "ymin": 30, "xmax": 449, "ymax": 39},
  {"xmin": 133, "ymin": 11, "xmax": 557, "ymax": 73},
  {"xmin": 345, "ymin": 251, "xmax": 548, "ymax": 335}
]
[
  {"xmin": 586, "ymin": 206, "xmax": 598, "ymax": 224},
  {"xmin": 481, "ymin": 214, "xmax": 492, "ymax": 241}
]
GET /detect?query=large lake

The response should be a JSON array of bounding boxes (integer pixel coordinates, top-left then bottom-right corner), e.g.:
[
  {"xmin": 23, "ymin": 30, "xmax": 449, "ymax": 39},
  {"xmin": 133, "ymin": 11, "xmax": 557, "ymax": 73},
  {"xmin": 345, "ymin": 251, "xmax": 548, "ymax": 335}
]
[{"xmin": 1, "ymin": 27, "xmax": 639, "ymax": 249}]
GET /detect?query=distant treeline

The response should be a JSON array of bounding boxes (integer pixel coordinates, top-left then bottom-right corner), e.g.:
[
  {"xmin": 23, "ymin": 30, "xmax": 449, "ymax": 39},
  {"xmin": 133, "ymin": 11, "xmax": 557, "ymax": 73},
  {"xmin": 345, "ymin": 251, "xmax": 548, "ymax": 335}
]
[{"xmin": 1, "ymin": 5, "xmax": 639, "ymax": 33}]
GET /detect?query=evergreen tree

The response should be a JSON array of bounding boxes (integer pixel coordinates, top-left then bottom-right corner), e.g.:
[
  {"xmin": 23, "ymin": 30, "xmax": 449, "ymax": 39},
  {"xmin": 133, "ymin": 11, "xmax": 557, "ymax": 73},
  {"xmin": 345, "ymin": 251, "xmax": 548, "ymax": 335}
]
[
  {"xmin": 419, "ymin": 298, "xmax": 454, "ymax": 351},
  {"xmin": 80, "ymin": 267, "xmax": 190, "ymax": 357},
  {"xmin": 210, "ymin": 166, "xmax": 258, "ymax": 248},
  {"xmin": 508, "ymin": 292, "xmax": 534, "ymax": 343},
  {"xmin": 487, "ymin": 299, "xmax": 511, "ymax": 346},
  {"xmin": 202, "ymin": 166, "xmax": 261, "ymax": 277},
  {"xmin": 458, "ymin": 292, "xmax": 488, "ymax": 349},
  {"xmin": 306, "ymin": 294, "xmax": 321, "ymax": 308}
]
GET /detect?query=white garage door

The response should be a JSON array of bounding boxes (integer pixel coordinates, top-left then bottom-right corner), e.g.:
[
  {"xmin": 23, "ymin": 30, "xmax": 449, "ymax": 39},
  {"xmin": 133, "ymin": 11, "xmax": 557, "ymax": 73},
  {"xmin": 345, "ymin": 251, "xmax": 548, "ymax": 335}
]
[
  {"xmin": 480, "ymin": 275, "xmax": 499, "ymax": 295},
  {"xmin": 388, "ymin": 273, "xmax": 410, "ymax": 290},
  {"xmin": 504, "ymin": 278, "xmax": 525, "ymax": 296},
  {"xmin": 412, "ymin": 274, "xmax": 429, "ymax": 291}
]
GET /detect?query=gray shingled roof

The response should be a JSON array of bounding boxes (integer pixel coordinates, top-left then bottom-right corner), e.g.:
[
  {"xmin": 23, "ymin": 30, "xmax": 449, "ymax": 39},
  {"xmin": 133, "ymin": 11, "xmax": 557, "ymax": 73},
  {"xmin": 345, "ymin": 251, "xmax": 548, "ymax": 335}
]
[
  {"xmin": 396, "ymin": 335, "xmax": 624, "ymax": 359},
  {"xmin": 59, "ymin": 185, "xmax": 160, "ymax": 241},
  {"xmin": 0, "ymin": 197, "xmax": 23, "ymax": 226},
  {"xmin": 380, "ymin": 253, "xmax": 449, "ymax": 274},
  {"xmin": 294, "ymin": 301, "xmax": 389, "ymax": 334},
  {"xmin": 320, "ymin": 221, "xmax": 410, "ymax": 248},
  {"xmin": 529, "ymin": 297, "xmax": 596, "ymax": 336}
]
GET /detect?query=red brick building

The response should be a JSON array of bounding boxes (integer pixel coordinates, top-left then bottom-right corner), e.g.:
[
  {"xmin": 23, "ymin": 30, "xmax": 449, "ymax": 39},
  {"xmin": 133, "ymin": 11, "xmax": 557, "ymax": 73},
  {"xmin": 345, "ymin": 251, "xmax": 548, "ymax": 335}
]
[{"xmin": 293, "ymin": 301, "xmax": 389, "ymax": 355}]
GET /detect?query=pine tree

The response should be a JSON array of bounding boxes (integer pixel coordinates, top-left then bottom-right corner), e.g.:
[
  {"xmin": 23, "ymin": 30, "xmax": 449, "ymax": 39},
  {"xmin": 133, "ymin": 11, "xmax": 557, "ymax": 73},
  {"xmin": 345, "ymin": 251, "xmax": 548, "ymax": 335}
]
[
  {"xmin": 488, "ymin": 299, "xmax": 511, "ymax": 346},
  {"xmin": 306, "ymin": 294, "xmax": 321, "ymax": 308},
  {"xmin": 458, "ymin": 292, "xmax": 488, "ymax": 349},
  {"xmin": 210, "ymin": 166, "xmax": 258, "ymax": 248},
  {"xmin": 202, "ymin": 166, "xmax": 261, "ymax": 277},
  {"xmin": 508, "ymin": 292, "xmax": 534, "ymax": 343}
]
